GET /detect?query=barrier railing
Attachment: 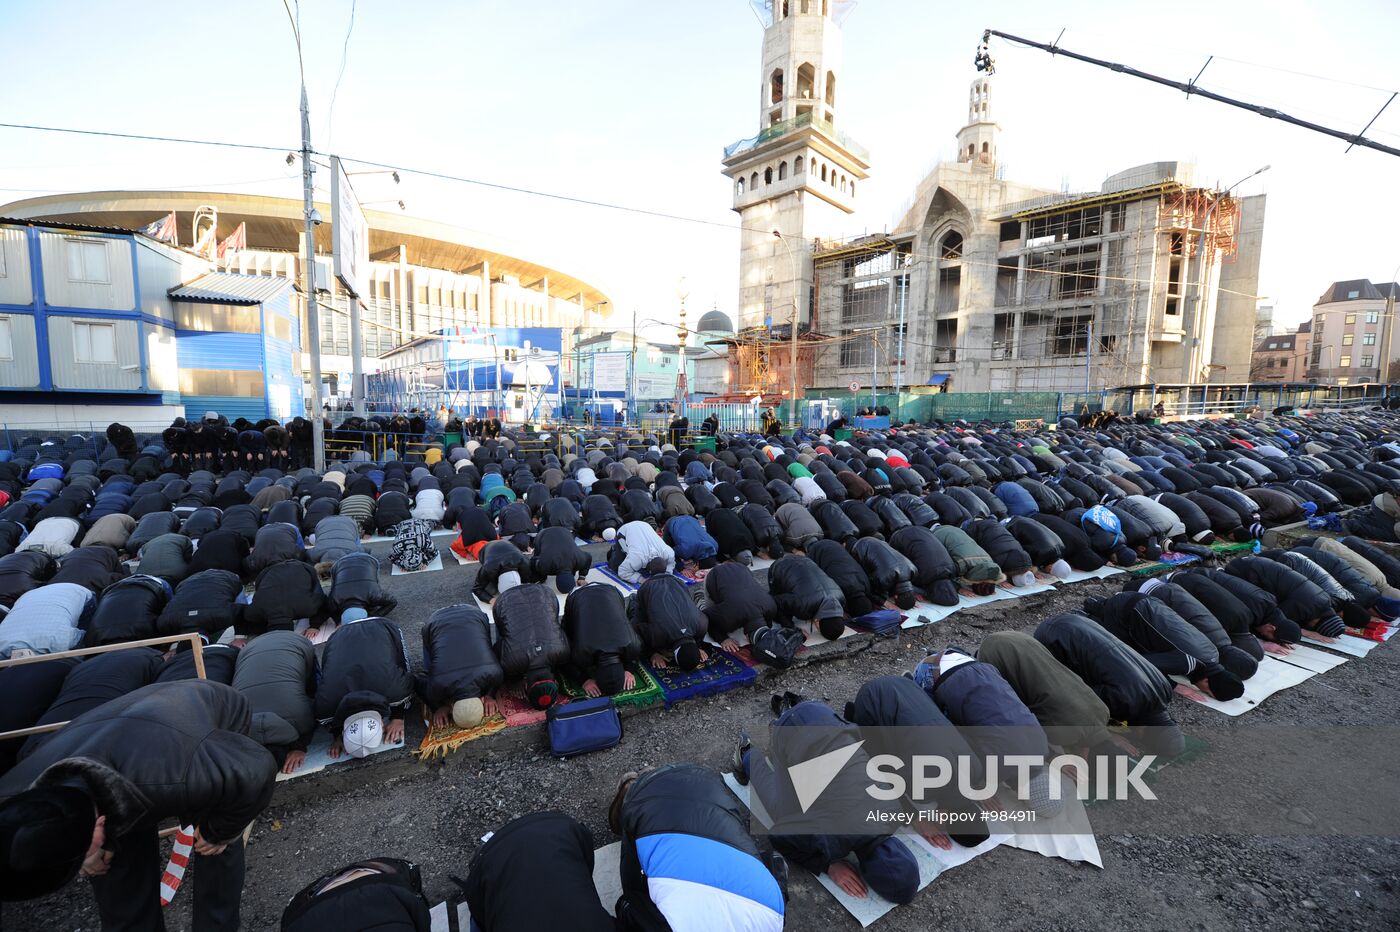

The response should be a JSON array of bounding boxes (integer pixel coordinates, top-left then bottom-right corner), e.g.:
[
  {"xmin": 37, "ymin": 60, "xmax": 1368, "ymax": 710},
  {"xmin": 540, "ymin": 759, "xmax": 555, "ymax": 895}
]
[{"xmin": 0, "ymin": 633, "xmax": 208, "ymax": 744}]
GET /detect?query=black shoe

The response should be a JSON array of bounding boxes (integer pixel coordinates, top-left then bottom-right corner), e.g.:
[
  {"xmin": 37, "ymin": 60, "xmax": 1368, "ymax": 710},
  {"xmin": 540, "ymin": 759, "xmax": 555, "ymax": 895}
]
[{"xmin": 732, "ymin": 730, "xmax": 752, "ymax": 785}]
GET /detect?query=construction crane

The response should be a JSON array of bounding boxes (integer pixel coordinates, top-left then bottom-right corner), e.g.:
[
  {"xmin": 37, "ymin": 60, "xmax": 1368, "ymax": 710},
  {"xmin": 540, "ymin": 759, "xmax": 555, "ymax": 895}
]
[{"xmin": 976, "ymin": 29, "xmax": 1399, "ymax": 159}]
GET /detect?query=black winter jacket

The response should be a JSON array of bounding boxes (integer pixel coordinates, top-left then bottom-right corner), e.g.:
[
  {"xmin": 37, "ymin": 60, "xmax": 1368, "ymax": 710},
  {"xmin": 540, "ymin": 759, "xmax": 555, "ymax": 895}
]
[
  {"xmin": 1, "ymin": 679, "xmax": 276, "ymax": 844},
  {"xmin": 157, "ymin": 569, "xmax": 245, "ymax": 636},
  {"xmin": 964, "ymin": 517, "xmax": 1033, "ymax": 575},
  {"xmin": 703, "ymin": 506, "xmax": 757, "ymax": 562},
  {"xmin": 232, "ymin": 630, "xmax": 317, "ymax": 752},
  {"xmin": 701, "ymin": 561, "xmax": 778, "ymax": 640},
  {"xmin": 421, "ymin": 605, "xmax": 503, "ymax": 707},
  {"xmin": 889, "ymin": 526, "xmax": 959, "ymax": 605},
  {"xmin": 563, "ymin": 583, "xmax": 641, "ymax": 672},
  {"xmin": 248, "ymin": 560, "xmax": 330, "ymax": 633},
  {"xmin": 328, "ymin": 552, "xmax": 397, "ymax": 618},
  {"xmin": 849, "ymin": 537, "xmax": 916, "ymax": 605},
  {"xmin": 494, "ymin": 583, "xmax": 569, "ymax": 678},
  {"xmin": 315, "ymin": 616, "xmax": 414, "ymax": 731},
  {"xmin": 767, "ymin": 555, "xmax": 845, "ymax": 624},
  {"xmin": 1033, "ymin": 612, "xmax": 1173, "ymax": 725},
  {"xmin": 629, "ymin": 574, "xmax": 707, "ymax": 653},
  {"xmin": 807, "ymin": 539, "xmax": 877, "ymax": 616}
]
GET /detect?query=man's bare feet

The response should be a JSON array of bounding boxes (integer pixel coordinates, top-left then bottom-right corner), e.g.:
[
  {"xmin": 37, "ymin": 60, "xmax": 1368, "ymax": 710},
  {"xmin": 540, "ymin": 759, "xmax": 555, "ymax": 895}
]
[
  {"xmin": 281, "ymin": 750, "xmax": 306, "ymax": 775},
  {"xmin": 826, "ymin": 859, "xmax": 867, "ymax": 898}
]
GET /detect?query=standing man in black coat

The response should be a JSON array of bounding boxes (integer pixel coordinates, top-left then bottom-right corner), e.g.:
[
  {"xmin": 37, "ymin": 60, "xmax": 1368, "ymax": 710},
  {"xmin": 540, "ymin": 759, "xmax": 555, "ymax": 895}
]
[{"xmin": 0, "ymin": 679, "xmax": 277, "ymax": 930}]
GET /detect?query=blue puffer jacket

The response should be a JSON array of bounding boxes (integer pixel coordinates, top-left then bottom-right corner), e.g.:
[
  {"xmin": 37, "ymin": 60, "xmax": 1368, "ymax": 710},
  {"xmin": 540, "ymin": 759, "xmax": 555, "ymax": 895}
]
[
  {"xmin": 663, "ymin": 515, "xmax": 718, "ymax": 562},
  {"xmin": 993, "ymin": 481, "xmax": 1039, "ymax": 517}
]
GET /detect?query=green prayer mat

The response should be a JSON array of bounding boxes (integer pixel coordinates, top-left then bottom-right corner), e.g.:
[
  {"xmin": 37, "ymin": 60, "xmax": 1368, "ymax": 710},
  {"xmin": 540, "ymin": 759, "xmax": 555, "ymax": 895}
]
[{"xmin": 559, "ymin": 662, "xmax": 664, "ymax": 709}]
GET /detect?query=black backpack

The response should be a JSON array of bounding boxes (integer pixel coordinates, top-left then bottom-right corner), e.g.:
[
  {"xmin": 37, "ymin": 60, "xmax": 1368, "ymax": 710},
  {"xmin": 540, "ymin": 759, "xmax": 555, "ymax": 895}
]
[{"xmin": 750, "ymin": 624, "xmax": 804, "ymax": 669}]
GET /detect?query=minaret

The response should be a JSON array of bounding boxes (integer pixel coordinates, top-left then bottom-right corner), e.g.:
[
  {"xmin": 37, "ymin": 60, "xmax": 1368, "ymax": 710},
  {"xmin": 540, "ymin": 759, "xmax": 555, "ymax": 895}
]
[
  {"xmin": 721, "ymin": 0, "xmax": 870, "ymax": 332},
  {"xmin": 956, "ymin": 77, "xmax": 999, "ymax": 169}
]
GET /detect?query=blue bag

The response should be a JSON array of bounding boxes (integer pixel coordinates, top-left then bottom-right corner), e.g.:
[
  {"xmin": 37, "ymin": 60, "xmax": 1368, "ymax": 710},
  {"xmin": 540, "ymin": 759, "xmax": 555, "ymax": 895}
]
[
  {"xmin": 546, "ymin": 696, "xmax": 622, "ymax": 758},
  {"xmin": 849, "ymin": 609, "xmax": 904, "ymax": 634}
]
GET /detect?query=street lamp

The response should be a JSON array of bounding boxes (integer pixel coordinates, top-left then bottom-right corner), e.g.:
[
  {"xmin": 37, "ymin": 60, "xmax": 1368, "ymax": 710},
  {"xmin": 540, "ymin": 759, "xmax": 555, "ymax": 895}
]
[{"xmin": 1180, "ymin": 164, "xmax": 1270, "ymax": 384}]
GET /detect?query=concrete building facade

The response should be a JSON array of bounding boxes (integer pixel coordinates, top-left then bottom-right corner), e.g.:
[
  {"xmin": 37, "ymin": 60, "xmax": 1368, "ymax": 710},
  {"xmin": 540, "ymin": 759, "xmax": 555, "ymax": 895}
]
[
  {"xmin": 1306, "ymin": 279, "xmax": 1400, "ymax": 384},
  {"xmin": 806, "ymin": 75, "xmax": 1266, "ymax": 395}
]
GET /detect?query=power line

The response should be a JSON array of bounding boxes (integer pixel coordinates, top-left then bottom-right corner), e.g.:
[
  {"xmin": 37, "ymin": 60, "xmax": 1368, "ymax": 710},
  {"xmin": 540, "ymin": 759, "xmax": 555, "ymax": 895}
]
[
  {"xmin": 0, "ymin": 121, "xmax": 289, "ymax": 155},
  {"xmin": 981, "ymin": 29, "xmax": 1400, "ymax": 159},
  {"xmin": 326, "ymin": 0, "xmax": 358, "ymax": 143}
]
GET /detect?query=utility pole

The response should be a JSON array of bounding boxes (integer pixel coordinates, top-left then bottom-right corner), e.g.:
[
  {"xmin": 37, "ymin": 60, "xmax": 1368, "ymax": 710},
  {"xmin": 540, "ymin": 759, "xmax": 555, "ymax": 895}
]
[
  {"xmin": 290, "ymin": 2, "xmax": 326, "ymax": 473},
  {"xmin": 1084, "ymin": 319, "xmax": 1093, "ymax": 394},
  {"xmin": 894, "ymin": 254, "xmax": 907, "ymax": 418}
]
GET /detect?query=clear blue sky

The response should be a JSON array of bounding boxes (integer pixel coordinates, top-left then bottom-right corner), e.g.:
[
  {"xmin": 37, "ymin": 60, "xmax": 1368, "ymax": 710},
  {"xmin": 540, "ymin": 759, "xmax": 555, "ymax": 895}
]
[{"xmin": 3, "ymin": 0, "xmax": 1397, "ymax": 338}]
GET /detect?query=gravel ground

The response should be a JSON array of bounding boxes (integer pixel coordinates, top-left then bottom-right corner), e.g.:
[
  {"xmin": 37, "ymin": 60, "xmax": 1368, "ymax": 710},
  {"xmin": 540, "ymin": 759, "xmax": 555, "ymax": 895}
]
[{"xmin": 8, "ymin": 545, "xmax": 1400, "ymax": 931}]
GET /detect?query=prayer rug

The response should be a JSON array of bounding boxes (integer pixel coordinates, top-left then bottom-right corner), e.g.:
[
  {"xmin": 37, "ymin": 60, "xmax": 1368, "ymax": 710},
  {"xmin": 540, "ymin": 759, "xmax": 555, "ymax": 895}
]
[
  {"xmin": 648, "ymin": 649, "xmax": 757, "ymax": 708},
  {"xmin": 559, "ymin": 663, "xmax": 664, "ymax": 709},
  {"xmin": 590, "ymin": 562, "xmax": 699, "ymax": 592},
  {"xmin": 495, "ymin": 686, "xmax": 556, "ymax": 727},
  {"xmin": 416, "ymin": 714, "xmax": 508, "ymax": 761}
]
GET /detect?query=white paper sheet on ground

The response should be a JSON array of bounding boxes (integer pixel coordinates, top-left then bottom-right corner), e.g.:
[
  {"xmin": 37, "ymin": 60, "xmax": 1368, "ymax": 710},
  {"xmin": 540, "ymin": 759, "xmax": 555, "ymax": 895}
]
[
  {"xmin": 430, "ymin": 901, "xmax": 450, "ymax": 932},
  {"xmin": 957, "ymin": 586, "xmax": 1019, "ymax": 608},
  {"xmin": 1171, "ymin": 655, "xmax": 1317, "ymax": 716},
  {"xmin": 1057, "ymin": 566, "xmax": 1125, "ymax": 583},
  {"xmin": 1272, "ymin": 643, "xmax": 1350, "ymax": 674},
  {"xmin": 390, "ymin": 553, "xmax": 444, "ymax": 575},
  {"xmin": 900, "ymin": 601, "xmax": 962, "ymax": 629},
  {"xmin": 592, "ymin": 842, "xmax": 624, "ymax": 916},
  {"xmin": 576, "ymin": 536, "xmax": 601, "ymax": 547},
  {"xmin": 722, "ymin": 772, "xmax": 1007, "ymax": 928},
  {"xmin": 1000, "ymin": 777, "xmax": 1103, "ymax": 869},
  {"xmin": 802, "ymin": 620, "xmax": 860, "ymax": 647},
  {"xmin": 1304, "ymin": 632, "xmax": 1381, "ymax": 657},
  {"xmin": 292, "ymin": 618, "xmax": 338, "ymax": 645},
  {"xmin": 276, "ymin": 729, "xmax": 404, "ymax": 781},
  {"xmin": 750, "ymin": 556, "xmax": 776, "ymax": 572},
  {"xmin": 705, "ymin": 629, "xmax": 750, "ymax": 649},
  {"xmin": 1378, "ymin": 624, "xmax": 1398, "ymax": 642},
  {"xmin": 1003, "ymin": 581, "xmax": 1059, "ymax": 596},
  {"xmin": 448, "ymin": 549, "xmax": 476, "ymax": 566}
]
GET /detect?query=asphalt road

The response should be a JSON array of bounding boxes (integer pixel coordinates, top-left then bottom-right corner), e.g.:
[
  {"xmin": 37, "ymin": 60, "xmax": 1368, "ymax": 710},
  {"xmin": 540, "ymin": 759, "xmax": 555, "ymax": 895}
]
[{"xmin": 8, "ymin": 544, "xmax": 1400, "ymax": 931}]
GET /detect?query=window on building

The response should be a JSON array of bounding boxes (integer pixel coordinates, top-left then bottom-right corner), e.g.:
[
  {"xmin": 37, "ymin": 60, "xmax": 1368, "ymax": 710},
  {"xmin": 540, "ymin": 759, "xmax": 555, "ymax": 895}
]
[
  {"xmin": 1343, "ymin": 333, "xmax": 1354, "ymax": 346},
  {"xmin": 1347, "ymin": 290, "xmax": 1360, "ymax": 299},
  {"xmin": 66, "ymin": 239, "xmax": 110, "ymax": 284},
  {"xmin": 778, "ymin": 161, "xmax": 788, "ymax": 180},
  {"xmin": 73, "ymin": 321, "xmax": 116, "ymax": 363},
  {"xmin": 999, "ymin": 220, "xmax": 1020, "ymax": 242},
  {"xmin": 994, "ymin": 263, "xmax": 1016, "ymax": 307},
  {"xmin": 825, "ymin": 71, "xmax": 836, "ymax": 107},
  {"xmin": 935, "ymin": 267, "xmax": 961, "ymax": 314},
  {"xmin": 1362, "ymin": 355, "xmax": 1375, "ymax": 368},
  {"xmin": 764, "ymin": 167, "xmax": 773, "ymax": 186},
  {"xmin": 1340, "ymin": 354, "xmax": 1352, "ymax": 368},
  {"xmin": 0, "ymin": 318, "xmax": 12, "ymax": 360},
  {"xmin": 794, "ymin": 158, "xmax": 805, "ymax": 174},
  {"xmin": 1267, "ymin": 342, "xmax": 1278, "ymax": 349},
  {"xmin": 1053, "ymin": 314, "xmax": 1093, "ymax": 356},
  {"xmin": 1363, "ymin": 333, "xmax": 1376, "ymax": 345},
  {"xmin": 940, "ymin": 231, "xmax": 964, "ymax": 260},
  {"xmin": 933, "ymin": 319, "xmax": 958, "ymax": 363},
  {"xmin": 796, "ymin": 63, "xmax": 815, "ymax": 100},
  {"xmin": 750, "ymin": 172, "xmax": 759, "ymax": 190},
  {"xmin": 1366, "ymin": 311, "xmax": 1379, "ymax": 324},
  {"xmin": 737, "ymin": 179, "xmax": 745, "ymax": 195},
  {"xmin": 770, "ymin": 68, "xmax": 784, "ymax": 104},
  {"xmin": 820, "ymin": 165, "xmax": 827, "ymax": 182},
  {"xmin": 1345, "ymin": 313, "xmax": 1356, "ymax": 324}
]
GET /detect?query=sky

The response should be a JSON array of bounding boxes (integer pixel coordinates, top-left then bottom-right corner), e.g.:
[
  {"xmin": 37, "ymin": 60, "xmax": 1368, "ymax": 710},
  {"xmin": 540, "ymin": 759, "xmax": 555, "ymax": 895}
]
[{"xmin": 2, "ymin": 0, "xmax": 1398, "ymax": 339}]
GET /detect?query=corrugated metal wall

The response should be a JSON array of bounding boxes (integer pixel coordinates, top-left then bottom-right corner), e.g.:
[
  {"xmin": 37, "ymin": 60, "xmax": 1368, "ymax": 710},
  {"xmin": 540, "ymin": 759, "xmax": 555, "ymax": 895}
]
[
  {"xmin": 38, "ymin": 232, "xmax": 134, "ymax": 311},
  {"xmin": 0, "ymin": 227, "xmax": 33, "ymax": 307},
  {"xmin": 176, "ymin": 330, "xmax": 264, "ymax": 369},
  {"xmin": 47, "ymin": 316, "xmax": 143, "ymax": 390},
  {"xmin": 0, "ymin": 314, "xmax": 40, "ymax": 388},
  {"xmin": 260, "ymin": 292, "xmax": 301, "ymax": 419},
  {"xmin": 179, "ymin": 395, "xmax": 270, "ymax": 423}
]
